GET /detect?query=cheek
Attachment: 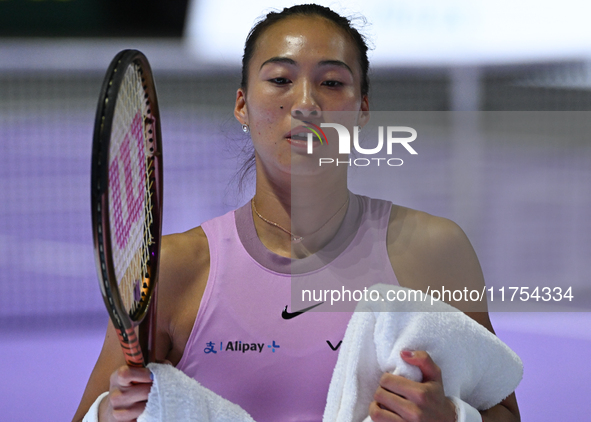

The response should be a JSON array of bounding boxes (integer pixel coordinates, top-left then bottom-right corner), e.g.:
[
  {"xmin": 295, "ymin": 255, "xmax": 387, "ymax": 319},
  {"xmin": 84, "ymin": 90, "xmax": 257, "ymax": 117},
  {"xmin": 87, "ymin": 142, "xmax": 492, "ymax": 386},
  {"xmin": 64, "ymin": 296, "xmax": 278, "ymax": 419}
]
[
  {"xmin": 249, "ymin": 100, "xmax": 284, "ymax": 132},
  {"xmin": 247, "ymin": 83, "xmax": 290, "ymax": 122},
  {"xmin": 252, "ymin": 110, "xmax": 280, "ymax": 139},
  {"xmin": 248, "ymin": 108, "xmax": 283, "ymax": 152},
  {"xmin": 334, "ymin": 89, "xmax": 362, "ymax": 111}
]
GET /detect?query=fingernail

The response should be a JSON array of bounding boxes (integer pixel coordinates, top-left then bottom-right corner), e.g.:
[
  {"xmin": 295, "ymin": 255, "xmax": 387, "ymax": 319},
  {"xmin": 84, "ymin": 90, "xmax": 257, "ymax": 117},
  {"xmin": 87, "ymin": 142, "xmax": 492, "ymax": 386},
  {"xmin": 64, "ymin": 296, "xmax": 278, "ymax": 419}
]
[
  {"xmin": 401, "ymin": 350, "xmax": 415, "ymax": 358},
  {"xmin": 149, "ymin": 371, "xmax": 154, "ymax": 381}
]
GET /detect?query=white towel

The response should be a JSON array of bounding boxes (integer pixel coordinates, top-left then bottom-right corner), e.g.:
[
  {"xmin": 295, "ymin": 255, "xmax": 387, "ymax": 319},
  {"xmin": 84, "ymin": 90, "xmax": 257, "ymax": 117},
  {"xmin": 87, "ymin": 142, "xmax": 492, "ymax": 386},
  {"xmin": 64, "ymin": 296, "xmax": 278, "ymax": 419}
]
[
  {"xmin": 322, "ymin": 284, "xmax": 523, "ymax": 422},
  {"xmin": 138, "ymin": 363, "xmax": 255, "ymax": 422}
]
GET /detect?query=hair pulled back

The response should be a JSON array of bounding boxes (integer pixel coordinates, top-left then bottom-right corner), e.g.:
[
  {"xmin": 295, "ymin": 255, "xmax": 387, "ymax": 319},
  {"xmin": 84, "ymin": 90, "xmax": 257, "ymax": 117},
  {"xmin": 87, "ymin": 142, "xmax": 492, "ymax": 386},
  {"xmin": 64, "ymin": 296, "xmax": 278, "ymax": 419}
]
[{"xmin": 240, "ymin": 3, "xmax": 370, "ymax": 96}]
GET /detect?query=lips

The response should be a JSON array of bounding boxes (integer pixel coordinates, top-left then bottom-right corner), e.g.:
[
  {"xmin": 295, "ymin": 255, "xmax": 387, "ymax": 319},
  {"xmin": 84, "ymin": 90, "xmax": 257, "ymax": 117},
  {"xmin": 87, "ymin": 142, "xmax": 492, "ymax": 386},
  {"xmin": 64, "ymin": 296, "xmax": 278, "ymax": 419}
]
[
  {"xmin": 286, "ymin": 125, "xmax": 322, "ymax": 149},
  {"xmin": 286, "ymin": 125, "xmax": 313, "ymax": 140}
]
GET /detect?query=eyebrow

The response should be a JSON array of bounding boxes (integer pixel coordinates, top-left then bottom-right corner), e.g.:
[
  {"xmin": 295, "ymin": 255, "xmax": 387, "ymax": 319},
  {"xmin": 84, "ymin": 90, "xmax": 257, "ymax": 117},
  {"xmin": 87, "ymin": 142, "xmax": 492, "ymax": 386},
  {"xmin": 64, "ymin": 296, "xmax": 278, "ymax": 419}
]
[{"xmin": 259, "ymin": 57, "xmax": 353, "ymax": 75}]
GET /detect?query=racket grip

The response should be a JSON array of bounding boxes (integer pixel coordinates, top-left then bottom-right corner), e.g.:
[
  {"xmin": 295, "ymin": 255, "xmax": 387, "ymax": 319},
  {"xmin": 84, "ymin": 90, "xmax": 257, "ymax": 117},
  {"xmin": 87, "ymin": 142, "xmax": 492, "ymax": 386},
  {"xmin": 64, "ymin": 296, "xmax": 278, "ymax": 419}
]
[{"xmin": 116, "ymin": 327, "xmax": 145, "ymax": 367}]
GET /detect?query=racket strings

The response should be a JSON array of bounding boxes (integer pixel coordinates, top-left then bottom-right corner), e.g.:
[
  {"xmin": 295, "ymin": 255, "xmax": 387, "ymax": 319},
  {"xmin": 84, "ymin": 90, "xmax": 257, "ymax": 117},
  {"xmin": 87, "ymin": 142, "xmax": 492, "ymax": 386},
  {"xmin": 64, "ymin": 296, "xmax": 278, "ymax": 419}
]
[
  {"xmin": 130, "ymin": 156, "xmax": 156, "ymax": 319},
  {"xmin": 108, "ymin": 62, "xmax": 155, "ymax": 320}
]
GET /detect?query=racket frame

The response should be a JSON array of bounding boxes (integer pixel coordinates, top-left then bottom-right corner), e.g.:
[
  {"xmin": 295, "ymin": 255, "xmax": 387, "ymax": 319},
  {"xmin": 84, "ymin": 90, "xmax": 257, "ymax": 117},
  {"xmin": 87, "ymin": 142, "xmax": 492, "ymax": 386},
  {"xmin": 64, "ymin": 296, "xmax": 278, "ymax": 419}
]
[{"xmin": 91, "ymin": 49, "xmax": 163, "ymax": 367}]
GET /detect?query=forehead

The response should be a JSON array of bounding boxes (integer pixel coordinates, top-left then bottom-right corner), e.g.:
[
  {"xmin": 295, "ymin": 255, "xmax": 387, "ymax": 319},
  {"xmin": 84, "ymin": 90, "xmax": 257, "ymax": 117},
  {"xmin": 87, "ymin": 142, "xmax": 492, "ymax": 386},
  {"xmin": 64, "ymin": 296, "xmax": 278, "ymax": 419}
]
[{"xmin": 251, "ymin": 15, "xmax": 360, "ymax": 69}]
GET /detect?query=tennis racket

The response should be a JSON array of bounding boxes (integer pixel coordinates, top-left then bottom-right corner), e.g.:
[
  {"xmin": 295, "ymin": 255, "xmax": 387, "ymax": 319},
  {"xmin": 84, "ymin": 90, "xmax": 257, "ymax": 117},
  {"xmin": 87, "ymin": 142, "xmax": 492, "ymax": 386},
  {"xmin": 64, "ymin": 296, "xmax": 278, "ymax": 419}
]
[{"xmin": 91, "ymin": 50, "xmax": 163, "ymax": 367}]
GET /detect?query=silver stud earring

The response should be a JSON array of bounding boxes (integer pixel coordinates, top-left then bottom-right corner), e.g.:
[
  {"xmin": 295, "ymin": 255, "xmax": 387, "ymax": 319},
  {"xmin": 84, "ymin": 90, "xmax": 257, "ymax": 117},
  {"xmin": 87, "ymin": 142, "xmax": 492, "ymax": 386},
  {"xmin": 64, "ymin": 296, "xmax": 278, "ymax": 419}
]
[{"xmin": 242, "ymin": 124, "xmax": 250, "ymax": 133}]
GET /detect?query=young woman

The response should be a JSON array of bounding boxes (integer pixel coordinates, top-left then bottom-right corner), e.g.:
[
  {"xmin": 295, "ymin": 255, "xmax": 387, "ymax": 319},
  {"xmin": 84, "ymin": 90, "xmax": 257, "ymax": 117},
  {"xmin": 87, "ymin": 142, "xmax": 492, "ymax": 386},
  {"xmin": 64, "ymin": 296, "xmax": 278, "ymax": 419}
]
[{"xmin": 73, "ymin": 5, "xmax": 520, "ymax": 422}]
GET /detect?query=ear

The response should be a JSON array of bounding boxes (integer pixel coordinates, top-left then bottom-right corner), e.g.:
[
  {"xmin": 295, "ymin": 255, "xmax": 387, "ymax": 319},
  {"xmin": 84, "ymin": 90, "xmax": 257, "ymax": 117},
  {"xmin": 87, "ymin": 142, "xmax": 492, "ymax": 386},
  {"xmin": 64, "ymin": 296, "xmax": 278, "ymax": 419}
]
[
  {"xmin": 234, "ymin": 88, "xmax": 248, "ymax": 125},
  {"xmin": 358, "ymin": 94, "xmax": 370, "ymax": 127}
]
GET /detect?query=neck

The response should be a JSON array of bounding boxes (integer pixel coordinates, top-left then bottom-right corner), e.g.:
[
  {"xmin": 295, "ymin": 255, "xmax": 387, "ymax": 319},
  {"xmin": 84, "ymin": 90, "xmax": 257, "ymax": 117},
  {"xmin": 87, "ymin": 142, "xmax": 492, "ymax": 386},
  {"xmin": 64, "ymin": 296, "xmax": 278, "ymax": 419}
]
[{"xmin": 252, "ymin": 160, "xmax": 350, "ymax": 258}]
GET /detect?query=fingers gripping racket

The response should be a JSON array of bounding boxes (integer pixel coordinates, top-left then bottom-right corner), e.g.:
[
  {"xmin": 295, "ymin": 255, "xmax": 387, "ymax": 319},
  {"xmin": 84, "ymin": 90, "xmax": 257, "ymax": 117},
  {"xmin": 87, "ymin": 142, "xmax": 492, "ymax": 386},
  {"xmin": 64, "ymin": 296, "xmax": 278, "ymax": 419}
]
[{"xmin": 91, "ymin": 50, "xmax": 163, "ymax": 367}]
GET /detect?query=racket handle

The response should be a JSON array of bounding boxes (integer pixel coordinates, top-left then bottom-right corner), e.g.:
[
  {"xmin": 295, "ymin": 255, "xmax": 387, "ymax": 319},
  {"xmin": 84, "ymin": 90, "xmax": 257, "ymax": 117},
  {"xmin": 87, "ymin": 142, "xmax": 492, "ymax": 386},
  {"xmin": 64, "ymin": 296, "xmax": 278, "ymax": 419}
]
[
  {"xmin": 139, "ymin": 283, "xmax": 159, "ymax": 364},
  {"xmin": 116, "ymin": 327, "xmax": 145, "ymax": 367}
]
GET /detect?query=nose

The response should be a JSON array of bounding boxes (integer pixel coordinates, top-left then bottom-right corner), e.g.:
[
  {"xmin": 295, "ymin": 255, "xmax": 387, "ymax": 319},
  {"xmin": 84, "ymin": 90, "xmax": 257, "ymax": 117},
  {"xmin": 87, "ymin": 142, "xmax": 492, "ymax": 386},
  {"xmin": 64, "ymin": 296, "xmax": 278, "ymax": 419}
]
[{"xmin": 291, "ymin": 80, "xmax": 321, "ymax": 119}]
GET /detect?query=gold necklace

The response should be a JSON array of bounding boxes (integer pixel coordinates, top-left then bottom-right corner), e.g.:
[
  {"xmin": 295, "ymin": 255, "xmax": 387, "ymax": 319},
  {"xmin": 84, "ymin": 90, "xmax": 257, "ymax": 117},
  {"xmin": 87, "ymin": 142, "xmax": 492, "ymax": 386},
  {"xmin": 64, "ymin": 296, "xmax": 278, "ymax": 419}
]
[{"xmin": 251, "ymin": 197, "xmax": 349, "ymax": 244}]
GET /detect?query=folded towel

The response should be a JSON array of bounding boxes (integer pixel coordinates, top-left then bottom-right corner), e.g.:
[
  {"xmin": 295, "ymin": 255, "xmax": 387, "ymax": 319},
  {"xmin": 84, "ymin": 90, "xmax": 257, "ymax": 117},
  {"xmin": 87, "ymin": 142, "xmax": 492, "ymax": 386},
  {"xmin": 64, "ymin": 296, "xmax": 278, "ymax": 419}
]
[
  {"xmin": 138, "ymin": 363, "xmax": 255, "ymax": 422},
  {"xmin": 322, "ymin": 284, "xmax": 523, "ymax": 422}
]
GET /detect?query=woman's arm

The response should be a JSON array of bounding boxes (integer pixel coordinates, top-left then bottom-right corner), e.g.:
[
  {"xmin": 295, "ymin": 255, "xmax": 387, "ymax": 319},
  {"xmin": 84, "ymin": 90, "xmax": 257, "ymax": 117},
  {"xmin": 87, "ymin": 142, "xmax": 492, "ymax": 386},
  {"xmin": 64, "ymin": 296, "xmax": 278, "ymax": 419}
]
[
  {"xmin": 71, "ymin": 228, "xmax": 210, "ymax": 422},
  {"xmin": 380, "ymin": 206, "xmax": 520, "ymax": 421}
]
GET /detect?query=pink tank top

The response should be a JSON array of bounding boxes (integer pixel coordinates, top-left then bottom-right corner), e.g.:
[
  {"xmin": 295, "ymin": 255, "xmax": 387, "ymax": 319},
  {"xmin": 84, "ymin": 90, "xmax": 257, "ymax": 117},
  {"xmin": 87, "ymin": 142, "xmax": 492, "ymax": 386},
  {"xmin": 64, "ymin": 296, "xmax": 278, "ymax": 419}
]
[{"xmin": 176, "ymin": 193, "xmax": 398, "ymax": 421}]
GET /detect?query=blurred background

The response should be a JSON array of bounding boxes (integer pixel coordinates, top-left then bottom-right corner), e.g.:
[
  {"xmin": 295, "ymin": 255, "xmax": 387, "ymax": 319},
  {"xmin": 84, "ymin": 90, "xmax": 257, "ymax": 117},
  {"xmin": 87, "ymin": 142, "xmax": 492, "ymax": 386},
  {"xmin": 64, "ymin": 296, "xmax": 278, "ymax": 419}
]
[{"xmin": 0, "ymin": 0, "xmax": 590, "ymax": 420}]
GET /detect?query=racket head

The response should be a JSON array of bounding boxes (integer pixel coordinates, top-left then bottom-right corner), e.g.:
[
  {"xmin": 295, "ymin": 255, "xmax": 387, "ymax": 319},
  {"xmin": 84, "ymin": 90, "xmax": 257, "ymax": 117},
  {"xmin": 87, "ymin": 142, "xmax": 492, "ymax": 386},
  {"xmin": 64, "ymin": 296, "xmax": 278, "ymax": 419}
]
[{"xmin": 91, "ymin": 49, "xmax": 163, "ymax": 367}]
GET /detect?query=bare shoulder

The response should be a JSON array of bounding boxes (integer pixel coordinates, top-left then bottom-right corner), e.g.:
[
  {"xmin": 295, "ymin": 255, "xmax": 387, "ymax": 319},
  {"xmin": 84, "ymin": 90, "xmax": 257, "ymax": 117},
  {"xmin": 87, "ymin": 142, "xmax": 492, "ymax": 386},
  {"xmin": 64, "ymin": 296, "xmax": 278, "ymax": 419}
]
[
  {"xmin": 157, "ymin": 226, "xmax": 210, "ymax": 365},
  {"xmin": 160, "ymin": 226, "xmax": 210, "ymax": 289},
  {"xmin": 387, "ymin": 205, "xmax": 488, "ymax": 314},
  {"xmin": 386, "ymin": 205, "xmax": 472, "ymax": 265}
]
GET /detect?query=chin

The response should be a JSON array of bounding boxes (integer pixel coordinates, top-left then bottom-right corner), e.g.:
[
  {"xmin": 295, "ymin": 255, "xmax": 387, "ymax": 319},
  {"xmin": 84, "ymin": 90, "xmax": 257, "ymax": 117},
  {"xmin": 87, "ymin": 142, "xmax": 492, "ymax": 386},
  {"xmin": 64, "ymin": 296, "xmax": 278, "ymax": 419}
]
[{"xmin": 289, "ymin": 157, "xmax": 346, "ymax": 178}]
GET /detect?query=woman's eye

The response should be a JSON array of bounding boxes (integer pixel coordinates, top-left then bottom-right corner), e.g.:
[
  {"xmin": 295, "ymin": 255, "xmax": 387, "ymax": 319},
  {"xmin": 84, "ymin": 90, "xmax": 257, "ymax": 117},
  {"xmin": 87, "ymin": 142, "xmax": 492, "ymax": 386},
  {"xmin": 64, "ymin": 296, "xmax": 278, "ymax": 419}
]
[
  {"xmin": 322, "ymin": 80, "xmax": 343, "ymax": 88},
  {"xmin": 269, "ymin": 77, "xmax": 290, "ymax": 85}
]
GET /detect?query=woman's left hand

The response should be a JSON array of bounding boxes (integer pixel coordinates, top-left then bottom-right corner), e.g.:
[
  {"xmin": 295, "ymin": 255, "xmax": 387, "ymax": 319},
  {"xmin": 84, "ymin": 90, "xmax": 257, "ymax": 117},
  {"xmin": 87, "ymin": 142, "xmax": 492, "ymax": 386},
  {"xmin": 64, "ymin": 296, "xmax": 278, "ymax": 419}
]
[{"xmin": 369, "ymin": 350, "xmax": 457, "ymax": 422}]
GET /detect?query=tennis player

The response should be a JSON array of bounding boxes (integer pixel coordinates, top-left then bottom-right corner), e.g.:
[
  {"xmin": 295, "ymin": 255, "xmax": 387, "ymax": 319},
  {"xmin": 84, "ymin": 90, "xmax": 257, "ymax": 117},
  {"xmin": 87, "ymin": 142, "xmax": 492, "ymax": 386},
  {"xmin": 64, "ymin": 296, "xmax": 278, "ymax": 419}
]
[{"xmin": 73, "ymin": 4, "xmax": 520, "ymax": 422}]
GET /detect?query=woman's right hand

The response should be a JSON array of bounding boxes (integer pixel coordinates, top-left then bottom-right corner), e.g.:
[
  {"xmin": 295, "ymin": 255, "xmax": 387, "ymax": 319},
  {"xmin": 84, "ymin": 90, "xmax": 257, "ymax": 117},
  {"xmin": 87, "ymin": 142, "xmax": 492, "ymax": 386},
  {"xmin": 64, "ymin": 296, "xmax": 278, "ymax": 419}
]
[{"xmin": 98, "ymin": 365, "xmax": 153, "ymax": 422}]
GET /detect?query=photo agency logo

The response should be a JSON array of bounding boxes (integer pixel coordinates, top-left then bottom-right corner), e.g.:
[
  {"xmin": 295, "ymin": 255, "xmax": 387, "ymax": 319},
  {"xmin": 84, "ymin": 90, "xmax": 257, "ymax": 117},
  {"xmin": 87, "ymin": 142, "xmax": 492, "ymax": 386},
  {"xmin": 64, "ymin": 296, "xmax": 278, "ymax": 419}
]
[{"xmin": 302, "ymin": 121, "xmax": 418, "ymax": 167}]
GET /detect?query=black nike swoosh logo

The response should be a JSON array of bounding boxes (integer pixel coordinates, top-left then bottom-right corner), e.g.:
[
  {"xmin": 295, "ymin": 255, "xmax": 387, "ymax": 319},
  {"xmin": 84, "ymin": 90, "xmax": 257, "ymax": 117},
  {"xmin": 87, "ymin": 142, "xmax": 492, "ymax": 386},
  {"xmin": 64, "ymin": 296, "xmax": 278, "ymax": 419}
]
[{"xmin": 282, "ymin": 302, "xmax": 324, "ymax": 319}]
